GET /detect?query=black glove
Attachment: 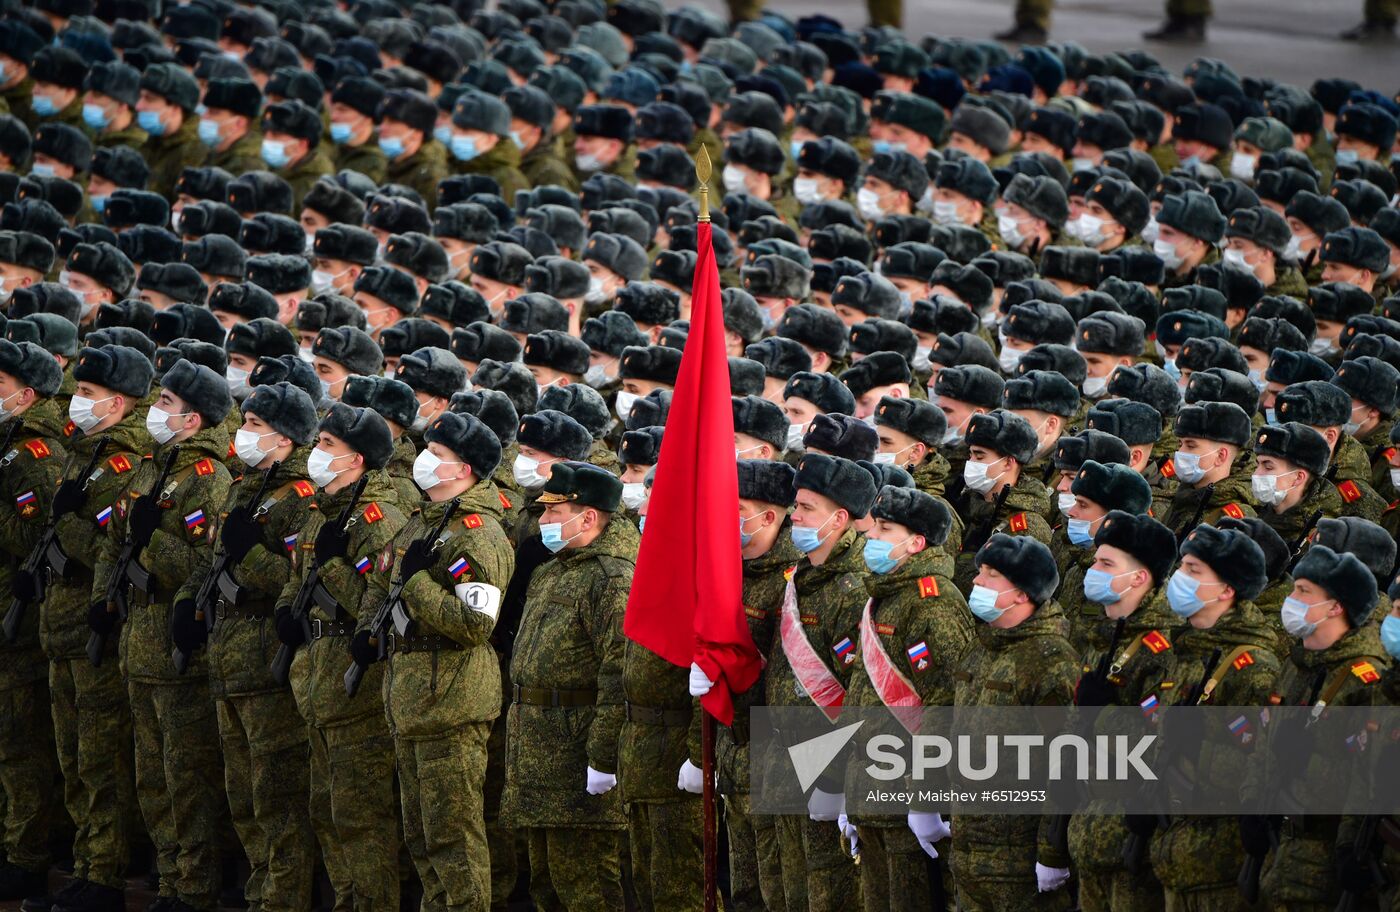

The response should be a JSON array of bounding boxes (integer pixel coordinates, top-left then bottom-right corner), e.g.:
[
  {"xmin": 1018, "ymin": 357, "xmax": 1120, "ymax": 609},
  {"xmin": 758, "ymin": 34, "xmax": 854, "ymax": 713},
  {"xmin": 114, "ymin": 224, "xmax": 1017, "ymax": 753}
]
[
  {"xmin": 170, "ymin": 598, "xmax": 206, "ymax": 654},
  {"xmin": 274, "ymin": 606, "xmax": 305, "ymax": 648},
  {"xmin": 1238, "ymin": 815, "xmax": 1275, "ymax": 857},
  {"xmin": 396, "ymin": 538, "xmax": 435, "ymax": 581},
  {"xmin": 87, "ymin": 600, "xmax": 116, "ymax": 635},
  {"xmin": 127, "ymin": 494, "xmax": 162, "ymax": 549},
  {"xmin": 219, "ymin": 506, "xmax": 260, "ymax": 563},
  {"xmin": 51, "ymin": 479, "xmax": 86, "ymax": 517},
  {"xmin": 1074, "ymin": 671, "xmax": 1117, "ymax": 707},
  {"xmin": 348, "ymin": 629, "xmax": 380, "ymax": 667},
  {"xmin": 11, "ymin": 569, "xmax": 37, "ymax": 604},
  {"xmin": 1124, "ymin": 814, "xmax": 1158, "ymax": 839},
  {"xmin": 314, "ymin": 521, "xmax": 349, "ymax": 566},
  {"xmin": 1335, "ymin": 841, "xmax": 1381, "ymax": 894}
]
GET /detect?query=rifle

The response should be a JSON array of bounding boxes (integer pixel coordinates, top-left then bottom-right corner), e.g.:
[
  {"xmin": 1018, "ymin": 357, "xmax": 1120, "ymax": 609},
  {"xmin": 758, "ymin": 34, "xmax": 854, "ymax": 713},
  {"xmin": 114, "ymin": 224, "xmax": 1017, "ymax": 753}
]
[
  {"xmin": 269, "ymin": 474, "xmax": 368, "ymax": 685},
  {"xmin": 1335, "ymin": 816, "xmax": 1386, "ymax": 912},
  {"xmin": 3, "ymin": 434, "xmax": 111, "ymax": 643},
  {"xmin": 87, "ymin": 446, "xmax": 181, "ymax": 667},
  {"xmin": 343, "ymin": 496, "xmax": 460, "ymax": 698},
  {"xmin": 1174, "ymin": 483, "xmax": 1215, "ymax": 546},
  {"xmin": 173, "ymin": 461, "xmax": 280, "ymax": 674},
  {"xmin": 1285, "ymin": 509, "xmax": 1324, "ymax": 573}
]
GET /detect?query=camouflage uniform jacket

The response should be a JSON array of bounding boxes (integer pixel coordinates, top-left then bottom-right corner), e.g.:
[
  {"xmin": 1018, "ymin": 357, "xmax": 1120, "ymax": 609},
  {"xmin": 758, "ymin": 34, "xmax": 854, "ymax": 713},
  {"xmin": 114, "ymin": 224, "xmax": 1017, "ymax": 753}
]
[
  {"xmin": 146, "ymin": 116, "xmax": 209, "ymax": 202},
  {"xmin": 844, "ymin": 549, "xmax": 973, "ymax": 826},
  {"xmin": 1326, "ymin": 434, "xmax": 1387, "ymax": 522},
  {"xmin": 501, "ymin": 515, "xmax": 636, "ymax": 829},
  {"xmin": 384, "ymin": 435, "xmax": 421, "ymax": 510},
  {"xmin": 385, "ymin": 139, "xmax": 450, "ymax": 210},
  {"xmin": 953, "ymin": 472, "xmax": 1054, "ymax": 593},
  {"xmin": 1259, "ymin": 476, "xmax": 1346, "ymax": 551},
  {"xmin": 488, "ymin": 444, "xmax": 525, "ymax": 540},
  {"xmin": 1356, "ymin": 419, "xmax": 1395, "ymax": 500},
  {"xmin": 176, "ymin": 449, "xmax": 317, "ymax": 699},
  {"xmin": 0, "ymin": 402, "xmax": 68, "ymax": 688},
  {"xmin": 93, "ymin": 123, "xmax": 148, "ymax": 152},
  {"xmin": 335, "ymin": 140, "xmax": 388, "ymax": 186},
  {"xmin": 1051, "ymin": 526, "xmax": 1102, "ymax": 656},
  {"xmin": 41, "ymin": 411, "xmax": 149, "ymax": 659},
  {"xmin": 98, "ymin": 425, "xmax": 232, "ymax": 682},
  {"xmin": 618, "ymin": 638, "xmax": 701, "ymax": 803},
  {"xmin": 951, "ymin": 599, "xmax": 1079, "ymax": 866},
  {"xmin": 520, "ymin": 139, "xmax": 579, "ymax": 192},
  {"xmin": 204, "ymin": 128, "xmax": 264, "ymax": 176},
  {"xmin": 2, "ymin": 77, "xmax": 33, "ymax": 130},
  {"xmin": 911, "ymin": 452, "xmax": 964, "ymax": 561},
  {"xmin": 281, "ymin": 470, "xmax": 408, "ymax": 729},
  {"xmin": 452, "ymin": 139, "xmax": 530, "ymax": 204},
  {"xmin": 280, "ymin": 149, "xmax": 337, "ymax": 213},
  {"xmin": 717, "ymin": 527, "xmax": 801, "ymax": 797},
  {"xmin": 370, "ymin": 482, "xmax": 514, "ymax": 739},
  {"xmin": 1159, "ymin": 466, "xmax": 1258, "ymax": 540},
  {"xmin": 1143, "ymin": 599, "xmax": 1282, "ymax": 892},
  {"xmin": 1267, "ymin": 267, "xmax": 1310, "ymax": 299}
]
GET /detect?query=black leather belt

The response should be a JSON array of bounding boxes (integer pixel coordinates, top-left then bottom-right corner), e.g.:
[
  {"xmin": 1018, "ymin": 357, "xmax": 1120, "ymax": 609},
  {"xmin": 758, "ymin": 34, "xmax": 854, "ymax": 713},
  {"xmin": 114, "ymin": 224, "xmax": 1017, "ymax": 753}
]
[
  {"xmin": 625, "ymin": 701, "xmax": 691, "ymax": 727},
  {"xmin": 215, "ymin": 604, "xmax": 273, "ymax": 621},
  {"xmin": 309, "ymin": 618, "xmax": 353, "ymax": 639},
  {"xmin": 511, "ymin": 684, "xmax": 597, "ymax": 707},
  {"xmin": 387, "ymin": 633, "xmax": 462, "ymax": 654}
]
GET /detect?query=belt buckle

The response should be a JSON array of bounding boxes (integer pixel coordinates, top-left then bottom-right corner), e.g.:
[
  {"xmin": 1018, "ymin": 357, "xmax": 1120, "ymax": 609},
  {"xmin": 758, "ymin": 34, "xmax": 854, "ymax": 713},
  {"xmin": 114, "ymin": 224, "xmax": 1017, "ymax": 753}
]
[
  {"xmin": 310, "ymin": 618, "xmax": 323, "ymax": 638},
  {"xmin": 387, "ymin": 632, "xmax": 400, "ymax": 654},
  {"xmin": 511, "ymin": 683, "xmax": 522, "ymax": 703}
]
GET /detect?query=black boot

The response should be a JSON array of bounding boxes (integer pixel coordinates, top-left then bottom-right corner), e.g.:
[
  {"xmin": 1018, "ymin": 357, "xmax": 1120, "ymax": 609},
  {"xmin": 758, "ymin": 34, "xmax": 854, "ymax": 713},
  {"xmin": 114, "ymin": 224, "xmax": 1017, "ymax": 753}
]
[
  {"xmin": 1339, "ymin": 19, "xmax": 1397, "ymax": 39},
  {"xmin": 0, "ymin": 862, "xmax": 46, "ymax": 901},
  {"xmin": 54, "ymin": 881, "xmax": 123, "ymax": 912},
  {"xmin": 145, "ymin": 896, "xmax": 178, "ymax": 912},
  {"xmin": 993, "ymin": 22, "xmax": 1049, "ymax": 43},
  {"xmin": 1143, "ymin": 15, "xmax": 1206, "ymax": 41},
  {"xmin": 21, "ymin": 877, "xmax": 87, "ymax": 912}
]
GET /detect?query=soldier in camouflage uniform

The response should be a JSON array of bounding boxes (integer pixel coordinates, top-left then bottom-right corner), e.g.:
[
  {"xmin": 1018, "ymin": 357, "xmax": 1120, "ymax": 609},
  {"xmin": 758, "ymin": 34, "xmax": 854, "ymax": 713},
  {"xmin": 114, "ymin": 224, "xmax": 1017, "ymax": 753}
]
[
  {"xmin": 1274, "ymin": 379, "xmax": 1386, "ymax": 522},
  {"xmin": 572, "ymin": 104, "xmax": 636, "ymax": 185},
  {"xmin": 932, "ymin": 365, "xmax": 1003, "ymax": 503},
  {"xmin": 501, "ymin": 462, "xmax": 633, "ymax": 911},
  {"xmin": 1250, "ymin": 546, "xmax": 1387, "ymax": 908},
  {"xmin": 951, "ymin": 534, "xmax": 1079, "ymax": 911},
  {"xmin": 82, "ymin": 62, "xmax": 147, "ymax": 154},
  {"xmin": 843, "ymin": 487, "xmax": 973, "ymax": 910},
  {"xmin": 1252, "ymin": 422, "xmax": 1347, "ymax": 554},
  {"xmin": 136, "ymin": 64, "xmax": 208, "ymax": 203},
  {"xmin": 505, "ymin": 85, "xmax": 579, "ymax": 193},
  {"xmin": 29, "ymin": 345, "xmax": 151, "ymax": 912},
  {"xmin": 356, "ymin": 412, "xmax": 515, "ymax": 912},
  {"xmin": 1144, "ymin": 524, "xmax": 1281, "ymax": 910},
  {"xmin": 171, "ymin": 381, "xmax": 320, "ymax": 912},
  {"xmin": 953, "ymin": 410, "xmax": 1053, "ymax": 593},
  {"xmin": 445, "ymin": 92, "xmax": 530, "ymax": 205},
  {"xmin": 1085, "ymin": 396, "xmax": 1178, "ymax": 519},
  {"xmin": 378, "ymin": 90, "xmax": 450, "ymax": 211},
  {"xmin": 1328, "ymin": 356, "xmax": 1398, "ymax": 496},
  {"xmin": 274, "ymin": 404, "xmax": 408, "ymax": 912},
  {"xmin": 1066, "ymin": 512, "xmax": 1180, "ymax": 912},
  {"xmin": 1003, "ymin": 370, "xmax": 1083, "ymax": 490},
  {"xmin": 721, "ymin": 461, "xmax": 801, "ymax": 912},
  {"xmin": 329, "ymin": 77, "xmax": 389, "ymax": 186},
  {"xmin": 0, "ymin": 342, "xmax": 66, "ymax": 901},
  {"xmin": 767, "ymin": 454, "xmax": 876, "ymax": 912},
  {"xmin": 199, "ymin": 79, "xmax": 264, "ymax": 176},
  {"xmin": 90, "ymin": 360, "xmax": 232, "ymax": 911},
  {"xmin": 342, "ymin": 374, "xmax": 428, "ymax": 511},
  {"xmin": 1160, "ymin": 403, "xmax": 1259, "ymax": 539},
  {"xmin": 261, "ymin": 101, "xmax": 336, "ymax": 214}
]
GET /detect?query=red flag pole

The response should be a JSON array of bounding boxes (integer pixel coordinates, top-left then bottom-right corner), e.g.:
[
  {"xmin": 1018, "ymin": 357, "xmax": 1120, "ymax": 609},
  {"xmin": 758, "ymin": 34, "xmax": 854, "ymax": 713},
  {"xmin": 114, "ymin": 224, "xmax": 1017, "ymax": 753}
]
[{"xmin": 696, "ymin": 144, "xmax": 719, "ymax": 912}]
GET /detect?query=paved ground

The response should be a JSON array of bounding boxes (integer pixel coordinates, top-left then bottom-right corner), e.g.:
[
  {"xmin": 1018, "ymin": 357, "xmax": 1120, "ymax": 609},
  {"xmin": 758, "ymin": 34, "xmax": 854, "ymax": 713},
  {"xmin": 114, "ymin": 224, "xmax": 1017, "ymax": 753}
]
[{"xmin": 692, "ymin": 0, "xmax": 1400, "ymax": 88}]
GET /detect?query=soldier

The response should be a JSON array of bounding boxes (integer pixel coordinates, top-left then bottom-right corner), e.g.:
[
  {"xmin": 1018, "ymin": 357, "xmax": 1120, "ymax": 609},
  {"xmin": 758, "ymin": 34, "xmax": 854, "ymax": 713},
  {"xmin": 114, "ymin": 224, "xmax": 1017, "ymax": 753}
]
[
  {"xmin": 199, "ymin": 79, "xmax": 264, "ymax": 176},
  {"xmin": 273, "ymin": 403, "xmax": 408, "ymax": 912},
  {"xmin": 0, "ymin": 341, "xmax": 66, "ymax": 901},
  {"xmin": 1155, "ymin": 191, "xmax": 1226, "ymax": 289},
  {"xmin": 328, "ymin": 76, "xmax": 388, "ymax": 185},
  {"xmin": 89, "ymin": 359, "xmax": 232, "ymax": 911},
  {"xmin": 1274, "ymin": 379, "xmax": 1386, "ymax": 521},
  {"xmin": 28, "ymin": 47, "xmax": 86, "ymax": 131},
  {"xmin": 60, "ymin": 242, "xmax": 136, "ymax": 331},
  {"xmin": 33, "ymin": 345, "xmax": 151, "ymax": 912},
  {"xmin": 1145, "ymin": 523, "xmax": 1281, "ymax": 908},
  {"xmin": 500, "ymin": 461, "xmax": 633, "ymax": 911},
  {"xmin": 1160, "ymin": 402, "xmax": 1258, "ymax": 538},
  {"xmin": 932, "ymin": 364, "xmax": 1004, "ymax": 486},
  {"xmin": 768, "ymin": 453, "xmax": 876, "ymax": 912},
  {"xmin": 354, "ymin": 411, "xmax": 514, "ymax": 912},
  {"xmin": 505, "ymin": 84, "xmax": 578, "ymax": 192},
  {"xmin": 1329, "ymin": 356, "xmax": 1399, "ymax": 497},
  {"xmin": 258, "ymin": 101, "xmax": 334, "ymax": 213},
  {"xmin": 81, "ymin": 62, "xmax": 145, "ymax": 153},
  {"xmin": 1067, "ymin": 511, "xmax": 1179, "ymax": 912},
  {"xmin": 871, "ymin": 395, "xmax": 964, "ymax": 556},
  {"xmin": 780, "ymin": 371, "xmax": 855, "ymax": 464},
  {"xmin": 1085, "ymin": 397, "xmax": 1176, "ymax": 518},
  {"xmin": 994, "ymin": 174, "xmax": 1068, "ymax": 258},
  {"xmin": 572, "ymin": 104, "xmax": 635, "ymax": 183},
  {"xmin": 953, "ymin": 409, "xmax": 1053, "ymax": 593},
  {"xmin": 1076, "ymin": 313, "xmax": 1146, "ymax": 403},
  {"xmin": 0, "ymin": 21, "xmax": 42, "ymax": 129},
  {"xmin": 136, "ymin": 64, "xmax": 207, "ymax": 202},
  {"xmin": 1002, "ymin": 370, "xmax": 1081, "ymax": 484},
  {"xmin": 732, "ymin": 395, "xmax": 786, "ymax": 463},
  {"xmin": 952, "ymin": 533, "xmax": 1079, "ymax": 910},
  {"xmin": 844, "ymin": 486, "xmax": 973, "ymax": 909},
  {"xmin": 377, "ymin": 89, "xmax": 450, "ymax": 210},
  {"xmin": 724, "ymin": 129, "xmax": 798, "ymax": 228},
  {"xmin": 446, "ymin": 91, "xmax": 529, "ymax": 204}
]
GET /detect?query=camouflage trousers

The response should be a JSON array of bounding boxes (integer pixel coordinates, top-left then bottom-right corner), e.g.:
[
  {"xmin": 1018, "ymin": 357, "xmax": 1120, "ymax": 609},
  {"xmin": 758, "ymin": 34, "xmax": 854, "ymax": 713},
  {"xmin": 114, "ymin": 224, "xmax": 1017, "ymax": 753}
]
[
  {"xmin": 308, "ymin": 712, "xmax": 399, "ymax": 912},
  {"xmin": 950, "ymin": 842, "xmax": 1073, "ymax": 911},
  {"xmin": 128, "ymin": 678, "xmax": 223, "ymax": 909},
  {"xmin": 772, "ymin": 813, "xmax": 859, "ymax": 912},
  {"xmin": 50, "ymin": 656, "xmax": 133, "ymax": 889},
  {"xmin": 627, "ymin": 798, "xmax": 703, "ymax": 911},
  {"xmin": 0, "ymin": 678, "xmax": 55, "ymax": 872},
  {"xmin": 525, "ymin": 826, "xmax": 623, "ymax": 911},
  {"xmin": 723, "ymin": 793, "xmax": 784, "ymax": 912},
  {"xmin": 396, "ymin": 722, "xmax": 492, "ymax": 912},
  {"xmin": 855, "ymin": 825, "xmax": 934, "ymax": 911},
  {"xmin": 1079, "ymin": 868, "xmax": 1166, "ymax": 912},
  {"xmin": 217, "ymin": 690, "xmax": 315, "ymax": 912},
  {"xmin": 485, "ymin": 706, "xmax": 517, "ymax": 912},
  {"xmin": 1162, "ymin": 887, "xmax": 1256, "ymax": 911}
]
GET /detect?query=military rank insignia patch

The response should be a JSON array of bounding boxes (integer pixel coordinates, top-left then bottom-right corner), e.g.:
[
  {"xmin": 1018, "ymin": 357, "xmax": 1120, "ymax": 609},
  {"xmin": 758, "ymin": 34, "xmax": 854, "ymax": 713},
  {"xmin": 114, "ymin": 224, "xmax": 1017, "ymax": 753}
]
[
  {"xmin": 16, "ymin": 490, "xmax": 37, "ymax": 518},
  {"xmin": 498, "ymin": 491, "xmax": 512, "ymax": 509},
  {"xmin": 1160, "ymin": 458, "xmax": 1176, "ymax": 478},
  {"xmin": 293, "ymin": 480, "xmax": 315, "ymax": 498},
  {"xmin": 1232, "ymin": 651, "xmax": 1254, "ymax": 670},
  {"xmin": 1338, "ymin": 480, "xmax": 1362, "ymax": 503},
  {"xmin": 917, "ymin": 576, "xmax": 939, "ymax": 598},
  {"xmin": 833, "ymin": 637, "xmax": 855, "ymax": 665},
  {"xmin": 1352, "ymin": 660, "xmax": 1380, "ymax": 684},
  {"xmin": 109, "ymin": 454, "xmax": 132, "ymax": 473},
  {"xmin": 1143, "ymin": 630, "xmax": 1170, "ymax": 653},
  {"xmin": 907, "ymin": 641, "xmax": 930, "ymax": 672},
  {"xmin": 1222, "ymin": 503, "xmax": 1245, "ymax": 519},
  {"xmin": 194, "ymin": 458, "xmax": 216, "ymax": 476},
  {"xmin": 23, "ymin": 440, "xmax": 49, "ymax": 460},
  {"xmin": 363, "ymin": 503, "xmax": 384, "ymax": 523},
  {"xmin": 463, "ymin": 513, "xmax": 483, "ymax": 529},
  {"xmin": 1008, "ymin": 513, "xmax": 1028, "ymax": 532}
]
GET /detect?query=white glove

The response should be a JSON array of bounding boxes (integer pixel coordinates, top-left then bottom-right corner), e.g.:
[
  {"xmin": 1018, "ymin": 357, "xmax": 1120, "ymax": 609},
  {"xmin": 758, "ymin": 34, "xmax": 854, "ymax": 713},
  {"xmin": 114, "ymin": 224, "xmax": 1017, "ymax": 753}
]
[
  {"xmin": 807, "ymin": 787, "xmax": 844, "ymax": 822},
  {"xmin": 907, "ymin": 810, "xmax": 947, "ymax": 859},
  {"xmin": 585, "ymin": 766, "xmax": 616, "ymax": 796},
  {"xmin": 1035, "ymin": 863, "xmax": 1071, "ymax": 892},
  {"xmin": 837, "ymin": 812, "xmax": 859, "ymax": 858},
  {"xmin": 677, "ymin": 759, "xmax": 704, "ymax": 794},
  {"xmin": 688, "ymin": 661, "xmax": 714, "ymax": 697}
]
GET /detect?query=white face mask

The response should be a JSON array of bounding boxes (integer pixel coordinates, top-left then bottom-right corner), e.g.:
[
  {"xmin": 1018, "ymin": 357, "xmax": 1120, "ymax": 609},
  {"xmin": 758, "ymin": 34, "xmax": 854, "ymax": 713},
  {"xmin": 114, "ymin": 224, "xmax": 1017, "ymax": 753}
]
[
  {"xmin": 583, "ymin": 363, "xmax": 612, "ymax": 388},
  {"xmin": 1076, "ymin": 214, "xmax": 1111, "ymax": 248},
  {"xmin": 1070, "ymin": 156, "xmax": 1095, "ymax": 173},
  {"xmin": 307, "ymin": 446, "xmax": 352, "ymax": 488},
  {"xmin": 916, "ymin": 186, "xmax": 936, "ymax": 215},
  {"xmin": 234, "ymin": 428, "xmax": 277, "ymax": 467},
  {"xmin": 513, "ymin": 453, "xmax": 550, "ymax": 489},
  {"xmin": 1141, "ymin": 216, "xmax": 1160, "ymax": 245},
  {"xmin": 722, "ymin": 164, "xmax": 749, "ymax": 194},
  {"xmin": 912, "ymin": 345, "xmax": 932, "ymax": 372},
  {"xmin": 1056, "ymin": 491, "xmax": 1076, "ymax": 515},
  {"xmin": 1283, "ymin": 234, "xmax": 1303, "ymax": 262},
  {"xmin": 932, "ymin": 200, "xmax": 964, "ymax": 226},
  {"xmin": 311, "ymin": 268, "xmax": 347, "ymax": 296},
  {"xmin": 1082, "ymin": 374, "xmax": 1109, "ymax": 398},
  {"xmin": 857, "ymin": 187, "xmax": 886, "ymax": 221},
  {"xmin": 785, "ymin": 421, "xmax": 806, "ymax": 451},
  {"xmin": 226, "ymin": 366, "xmax": 251, "ymax": 399},
  {"xmin": 998, "ymin": 214, "xmax": 1026, "ymax": 249},
  {"xmin": 412, "ymin": 449, "xmax": 460, "ymax": 491},
  {"xmin": 620, "ymin": 481, "xmax": 648, "ymax": 511},
  {"xmin": 614, "ymin": 389, "xmax": 639, "ymax": 422},
  {"xmin": 410, "ymin": 400, "xmax": 433, "ymax": 434},
  {"xmin": 1229, "ymin": 153, "xmax": 1257, "ymax": 182},
  {"xmin": 873, "ymin": 451, "xmax": 897, "ymax": 466},
  {"xmin": 1309, "ymin": 335, "xmax": 1339, "ymax": 358},
  {"xmin": 1251, "ymin": 472, "xmax": 1295, "ymax": 506},
  {"xmin": 1222, "ymin": 248, "xmax": 1257, "ymax": 278},
  {"xmin": 69, "ymin": 394, "xmax": 114, "ymax": 433},
  {"xmin": 998, "ymin": 344, "xmax": 1024, "ymax": 375},
  {"xmin": 298, "ymin": 346, "xmax": 315, "ymax": 364},
  {"xmin": 576, "ymin": 152, "xmax": 604, "ymax": 173},
  {"xmin": 1153, "ymin": 238, "xmax": 1185, "ymax": 271},
  {"xmin": 793, "ymin": 177, "xmax": 824, "ymax": 205},
  {"xmin": 0, "ymin": 276, "xmax": 11, "ymax": 305},
  {"xmin": 962, "ymin": 458, "xmax": 1005, "ymax": 495},
  {"xmin": 584, "ymin": 276, "xmax": 608, "ymax": 305},
  {"xmin": 145, "ymin": 405, "xmax": 189, "ymax": 445},
  {"xmin": 1390, "ymin": 467, "xmax": 1400, "ymax": 491},
  {"xmin": 0, "ymin": 388, "xmax": 22, "ymax": 421}
]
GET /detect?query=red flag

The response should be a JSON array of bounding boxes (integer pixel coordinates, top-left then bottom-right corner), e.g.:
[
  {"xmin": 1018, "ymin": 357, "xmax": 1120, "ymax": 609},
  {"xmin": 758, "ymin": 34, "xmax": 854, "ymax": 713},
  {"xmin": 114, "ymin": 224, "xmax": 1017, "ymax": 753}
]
[{"xmin": 624, "ymin": 220, "xmax": 758, "ymax": 725}]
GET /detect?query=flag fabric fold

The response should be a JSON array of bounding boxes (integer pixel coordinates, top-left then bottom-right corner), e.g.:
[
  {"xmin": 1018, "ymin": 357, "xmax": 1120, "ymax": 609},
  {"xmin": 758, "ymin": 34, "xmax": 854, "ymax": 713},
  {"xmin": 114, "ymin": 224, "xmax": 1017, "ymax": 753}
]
[{"xmin": 623, "ymin": 220, "xmax": 758, "ymax": 725}]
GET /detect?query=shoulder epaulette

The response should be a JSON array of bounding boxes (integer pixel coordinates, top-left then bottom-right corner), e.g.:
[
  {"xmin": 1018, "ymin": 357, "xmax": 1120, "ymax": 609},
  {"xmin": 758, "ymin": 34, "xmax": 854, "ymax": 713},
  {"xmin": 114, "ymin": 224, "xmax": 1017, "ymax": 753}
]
[
  {"xmin": 1337, "ymin": 480, "xmax": 1362, "ymax": 503},
  {"xmin": 109, "ymin": 454, "xmax": 133, "ymax": 473},
  {"xmin": 498, "ymin": 491, "xmax": 512, "ymax": 510},
  {"xmin": 226, "ymin": 441, "xmax": 236, "ymax": 461},
  {"xmin": 917, "ymin": 576, "xmax": 938, "ymax": 598},
  {"xmin": 1222, "ymin": 502, "xmax": 1245, "ymax": 519},
  {"xmin": 1142, "ymin": 630, "xmax": 1170, "ymax": 653},
  {"xmin": 463, "ymin": 513, "xmax": 483, "ymax": 529},
  {"xmin": 1232, "ymin": 650, "xmax": 1254, "ymax": 670},
  {"xmin": 1007, "ymin": 512, "xmax": 1028, "ymax": 532},
  {"xmin": 23, "ymin": 439, "xmax": 49, "ymax": 459},
  {"xmin": 363, "ymin": 502, "xmax": 384, "ymax": 523},
  {"xmin": 194, "ymin": 458, "xmax": 216, "ymax": 476},
  {"xmin": 1351, "ymin": 660, "xmax": 1380, "ymax": 684},
  {"xmin": 63, "ymin": 420, "xmax": 75, "ymax": 437},
  {"xmin": 292, "ymin": 480, "xmax": 315, "ymax": 498},
  {"xmin": 1159, "ymin": 457, "xmax": 1176, "ymax": 478}
]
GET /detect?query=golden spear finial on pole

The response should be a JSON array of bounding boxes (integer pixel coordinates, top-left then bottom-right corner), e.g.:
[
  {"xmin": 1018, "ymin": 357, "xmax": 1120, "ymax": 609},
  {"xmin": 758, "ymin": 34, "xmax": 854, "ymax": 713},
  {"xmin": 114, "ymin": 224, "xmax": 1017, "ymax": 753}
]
[{"xmin": 696, "ymin": 144, "xmax": 711, "ymax": 224}]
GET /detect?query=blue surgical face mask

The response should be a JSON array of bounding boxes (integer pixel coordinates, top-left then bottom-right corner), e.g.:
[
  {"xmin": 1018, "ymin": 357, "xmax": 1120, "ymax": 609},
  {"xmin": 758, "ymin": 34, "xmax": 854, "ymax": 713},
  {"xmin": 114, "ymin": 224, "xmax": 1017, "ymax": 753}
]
[
  {"xmin": 82, "ymin": 103, "xmax": 110, "ymax": 130},
  {"xmin": 638, "ymin": 515, "xmax": 646, "ymax": 534},
  {"xmin": 1162, "ymin": 358, "xmax": 1181, "ymax": 382},
  {"xmin": 1335, "ymin": 149, "xmax": 1360, "ymax": 167},
  {"xmin": 197, "ymin": 117, "xmax": 222, "ymax": 147},
  {"xmin": 450, "ymin": 134, "xmax": 479, "ymax": 161},
  {"xmin": 1280, "ymin": 595, "xmax": 1323, "ymax": 639},
  {"xmin": 1083, "ymin": 567, "xmax": 1134, "ymax": 605},
  {"xmin": 872, "ymin": 139, "xmax": 892, "ymax": 156},
  {"xmin": 967, "ymin": 584, "xmax": 1005, "ymax": 623},
  {"xmin": 511, "ymin": 130, "xmax": 526, "ymax": 150},
  {"xmin": 739, "ymin": 512, "xmax": 764, "ymax": 549},
  {"xmin": 261, "ymin": 138, "xmax": 290, "ymax": 168},
  {"xmin": 1381, "ymin": 615, "xmax": 1400, "ymax": 659},
  {"xmin": 1181, "ymin": 154, "xmax": 1201, "ymax": 171},
  {"xmin": 379, "ymin": 135, "xmax": 405, "ymax": 159},
  {"xmin": 1167, "ymin": 569, "xmax": 1213, "ymax": 618},
  {"xmin": 1067, "ymin": 517, "xmax": 1096, "ymax": 548},
  {"xmin": 28, "ymin": 162, "xmax": 54, "ymax": 178},
  {"xmin": 330, "ymin": 121, "xmax": 354, "ymax": 145},
  {"xmin": 91, "ymin": 194, "xmax": 108, "ymax": 215},
  {"xmin": 540, "ymin": 514, "xmax": 581, "ymax": 553},
  {"xmin": 1172, "ymin": 451, "xmax": 1207, "ymax": 484},
  {"xmin": 31, "ymin": 94, "xmax": 57, "ymax": 117},
  {"xmin": 137, "ymin": 109, "xmax": 166, "ymax": 136},
  {"xmin": 790, "ymin": 140, "xmax": 804, "ymax": 160},
  {"xmin": 791, "ymin": 512, "xmax": 834, "ymax": 554},
  {"xmin": 433, "ymin": 124, "xmax": 453, "ymax": 146},
  {"xmin": 863, "ymin": 536, "xmax": 912, "ymax": 575},
  {"xmin": 1264, "ymin": 407, "xmax": 1277, "ymax": 425}
]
